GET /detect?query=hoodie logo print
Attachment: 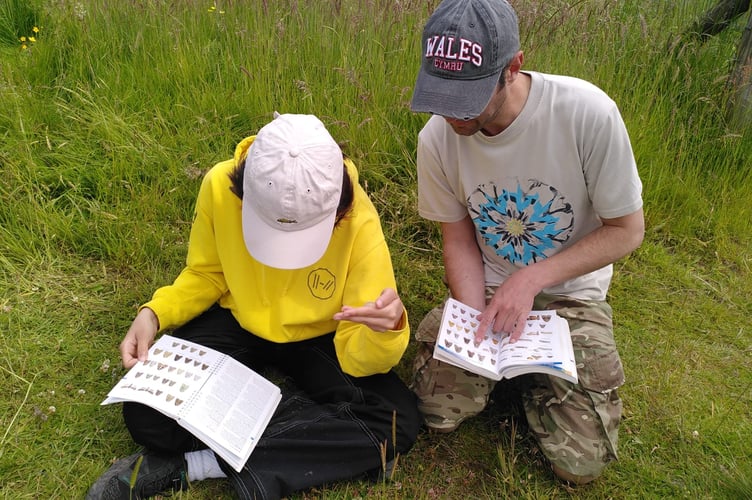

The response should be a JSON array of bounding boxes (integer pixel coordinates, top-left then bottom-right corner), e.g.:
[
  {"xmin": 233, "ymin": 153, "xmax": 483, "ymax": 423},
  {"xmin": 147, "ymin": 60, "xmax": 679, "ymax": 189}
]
[{"xmin": 307, "ymin": 268, "xmax": 336, "ymax": 300}]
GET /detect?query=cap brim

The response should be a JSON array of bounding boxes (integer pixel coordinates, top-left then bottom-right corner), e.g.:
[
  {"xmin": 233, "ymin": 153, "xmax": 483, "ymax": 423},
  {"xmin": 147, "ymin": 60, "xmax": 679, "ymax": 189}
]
[
  {"xmin": 242, "ymin": 199, "xmax": 336, "ymax": 270},
  {"xmin": 410, "ymin": 69, "xmax": 501, "ymax": 119}
]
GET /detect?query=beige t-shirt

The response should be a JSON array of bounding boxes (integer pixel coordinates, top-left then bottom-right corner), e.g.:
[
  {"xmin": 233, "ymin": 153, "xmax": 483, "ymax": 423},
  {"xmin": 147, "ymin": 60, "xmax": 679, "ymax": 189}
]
[{"xmin": 417, "ymin": 71, "xmax": 643, "ymax": 300}]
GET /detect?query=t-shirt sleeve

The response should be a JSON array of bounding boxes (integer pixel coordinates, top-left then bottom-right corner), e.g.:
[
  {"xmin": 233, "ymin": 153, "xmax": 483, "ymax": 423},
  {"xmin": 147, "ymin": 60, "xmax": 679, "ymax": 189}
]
[
  {"xmin": 582, "ymin": 103, "xmax": 643, "ymax": 219},
  {"xmin": 416, "ymin": 121, "xmax": 469, "ymax": 223}
]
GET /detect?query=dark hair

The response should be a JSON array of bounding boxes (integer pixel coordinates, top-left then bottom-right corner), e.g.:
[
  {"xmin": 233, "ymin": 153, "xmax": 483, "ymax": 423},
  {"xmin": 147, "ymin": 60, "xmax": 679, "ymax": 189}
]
[
  {"xmin": 496, "ymin": 62, "xmax": 512, "ymax": 90},
  {"xmin": 228, "ymin": 157, "xmax": 354, "ymax": 227}
]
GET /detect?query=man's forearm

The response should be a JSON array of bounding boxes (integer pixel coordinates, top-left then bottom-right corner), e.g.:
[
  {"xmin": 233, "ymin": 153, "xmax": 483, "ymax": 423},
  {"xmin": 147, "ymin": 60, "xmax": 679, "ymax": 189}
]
[
  {"xmin": 442, "ymin": 218, "xmax": 487, "ymax": 311},
  {"xmin": 518, "ymin": 209, "xmax": 645, "ymax": 292}
]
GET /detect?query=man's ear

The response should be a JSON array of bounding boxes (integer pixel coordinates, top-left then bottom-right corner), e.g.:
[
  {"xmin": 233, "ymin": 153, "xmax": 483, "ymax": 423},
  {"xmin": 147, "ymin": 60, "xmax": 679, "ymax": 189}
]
[{"xmin": 507, "ymin": 51, "xmax": 524, "ymax": 81}]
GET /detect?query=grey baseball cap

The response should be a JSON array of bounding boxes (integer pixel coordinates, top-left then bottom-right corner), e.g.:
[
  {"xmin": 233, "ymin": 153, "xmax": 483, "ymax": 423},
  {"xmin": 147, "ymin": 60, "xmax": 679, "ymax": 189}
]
[{"xmin": 410, "ymin": 0, "xmax": 520, "ymax": 119}]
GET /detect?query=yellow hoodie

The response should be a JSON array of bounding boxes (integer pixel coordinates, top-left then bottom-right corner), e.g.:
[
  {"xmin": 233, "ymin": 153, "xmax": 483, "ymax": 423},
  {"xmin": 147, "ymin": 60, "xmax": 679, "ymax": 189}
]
[{"xmin": 142, "ymin": 136, "xmax": 409, "ymax": 377}]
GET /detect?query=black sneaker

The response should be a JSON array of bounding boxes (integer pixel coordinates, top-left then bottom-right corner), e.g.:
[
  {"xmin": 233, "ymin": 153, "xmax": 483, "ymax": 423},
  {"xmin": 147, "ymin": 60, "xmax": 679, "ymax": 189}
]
[{"xmin": 86, "ymin": 451, "xmax": 189, "ymax": 499}]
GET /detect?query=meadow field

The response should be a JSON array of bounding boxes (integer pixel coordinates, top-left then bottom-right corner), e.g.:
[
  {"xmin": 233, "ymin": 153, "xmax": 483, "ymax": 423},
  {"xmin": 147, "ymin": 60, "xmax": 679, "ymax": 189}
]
[{"xmin": 1, "ymin": 0, "xmax": 751, "ymax": 498}]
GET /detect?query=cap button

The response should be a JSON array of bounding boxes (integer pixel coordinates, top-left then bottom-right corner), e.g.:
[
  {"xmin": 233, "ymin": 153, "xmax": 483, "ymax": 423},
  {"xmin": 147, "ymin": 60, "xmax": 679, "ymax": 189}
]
[{"xmin": 288, "ymin": 147, "xmax": 300, "ymax": 158}]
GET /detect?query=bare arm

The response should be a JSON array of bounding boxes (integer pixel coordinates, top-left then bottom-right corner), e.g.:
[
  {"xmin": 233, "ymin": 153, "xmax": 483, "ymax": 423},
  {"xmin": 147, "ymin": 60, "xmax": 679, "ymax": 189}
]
[
  {"xmin": 441, "ymin": 216, "xmax": 487, "ymax": 312},
  {"xmin": 477, "ymin": 208, "xmax": 645, "ymax": 342}
]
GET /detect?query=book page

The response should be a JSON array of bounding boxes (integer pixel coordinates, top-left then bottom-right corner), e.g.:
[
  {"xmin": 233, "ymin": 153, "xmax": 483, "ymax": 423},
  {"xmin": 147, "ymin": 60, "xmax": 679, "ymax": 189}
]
[
  {"xmin": 101, "ymin": 335, "xmax": 225, "ymax": 418},
  {"xmin": 496, "ymin": 312, "xmax": 574, "ymax": 374},
  {"xmin": 434, "ymin": 299, "xmax": 502, "ymax": 378},
  {"xmin": 178, "ymin": 355, "xmax": 282, "ymax": 470}
]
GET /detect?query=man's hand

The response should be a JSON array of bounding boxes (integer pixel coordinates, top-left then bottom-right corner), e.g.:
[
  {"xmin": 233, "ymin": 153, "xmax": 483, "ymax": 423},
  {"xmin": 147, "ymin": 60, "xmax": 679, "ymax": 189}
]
[
  {"xmin": 476, "ymin": 268, "xmax": 539, "ymax": 343},
  {"xmin": 333, "ymin": 288, "xmax": 406, "ymax": 332},
  {"xmin": 119, "ymin": 307, "xmax": 160, "ymax": 369}
]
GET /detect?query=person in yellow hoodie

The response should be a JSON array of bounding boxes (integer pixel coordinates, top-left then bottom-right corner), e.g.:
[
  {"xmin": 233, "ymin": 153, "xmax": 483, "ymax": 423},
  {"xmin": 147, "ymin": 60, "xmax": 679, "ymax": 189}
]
[{"xmin": 87, "ymin": 113, "xmax": 421, "ymax": 500}]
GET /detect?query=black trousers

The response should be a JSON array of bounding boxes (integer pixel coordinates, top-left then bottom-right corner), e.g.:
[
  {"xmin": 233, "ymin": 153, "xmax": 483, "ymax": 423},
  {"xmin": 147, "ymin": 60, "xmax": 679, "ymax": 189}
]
[{"xmin": 122, "ymin": 305, "xmax": 421, "ymax": 500}]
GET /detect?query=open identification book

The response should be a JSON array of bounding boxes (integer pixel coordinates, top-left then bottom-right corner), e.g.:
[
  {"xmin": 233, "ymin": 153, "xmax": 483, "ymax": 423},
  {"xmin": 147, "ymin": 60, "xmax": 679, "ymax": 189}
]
[
  {"xmin": 101, "ymin": 334, "xmax": 282, "ymax": 472},
  {"xmin": 433, "ymin": 298, "xmax": 578, "ymax": 384}
]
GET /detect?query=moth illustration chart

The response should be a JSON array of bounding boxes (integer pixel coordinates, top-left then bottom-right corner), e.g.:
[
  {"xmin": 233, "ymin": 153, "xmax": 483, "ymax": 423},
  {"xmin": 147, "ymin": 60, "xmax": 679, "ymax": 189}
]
[
  {"xmin": 433, "ymin": 298, "xmax": 578, "ymax": 384},
  {"xmin": 101, "ymin": 335, "xmax": 282, "ymax": 472}
]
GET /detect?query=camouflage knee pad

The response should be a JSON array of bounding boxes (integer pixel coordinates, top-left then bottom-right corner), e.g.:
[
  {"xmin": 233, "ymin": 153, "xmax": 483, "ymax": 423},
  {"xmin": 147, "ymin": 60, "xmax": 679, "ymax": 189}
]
[{"xmin": 410, "ymin": 305, "xmax": 494, "ymax": 431}]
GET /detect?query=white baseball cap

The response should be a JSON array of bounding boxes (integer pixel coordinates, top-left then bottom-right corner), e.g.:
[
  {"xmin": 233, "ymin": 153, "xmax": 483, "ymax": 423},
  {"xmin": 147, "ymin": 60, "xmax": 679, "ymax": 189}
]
[{"xmin": 242, "ymin": 113, "xmax": 344, "ymax": 269}]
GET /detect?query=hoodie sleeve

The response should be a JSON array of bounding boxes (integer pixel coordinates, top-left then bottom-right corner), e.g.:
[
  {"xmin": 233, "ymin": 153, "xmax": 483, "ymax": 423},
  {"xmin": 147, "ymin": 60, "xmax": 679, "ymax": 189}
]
[
  {"xmin": 141, "ymin": 165, "xmax": 229, "ymax": 330},
  {"xmin": 331, "ymin": 192, "xmax": 410, "ymax": 377}
]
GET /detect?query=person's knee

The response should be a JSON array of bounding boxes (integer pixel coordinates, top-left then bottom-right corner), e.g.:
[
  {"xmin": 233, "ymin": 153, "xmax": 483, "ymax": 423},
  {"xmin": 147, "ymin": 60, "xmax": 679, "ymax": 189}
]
[
  {"xmin": 522, "ymin": 372, "xmax": 620, "ymax": 486},
  {"xmin": 411, "ymin": 353, "xmax": 493, "ymax": 432},
  {"xmin": 552, "ymin": 464, "xmax": 600, "ymax": 485},
  {"xmin": 122, "ymin": 402, "xmax": 192, "ymax": 453},
  {"xmin": 544, "ymin": 437, "xmax": 615, "ymax": 486},
  {"xmin": 389, "ymin": 393, "xmax": 422, "ymax": 449}
]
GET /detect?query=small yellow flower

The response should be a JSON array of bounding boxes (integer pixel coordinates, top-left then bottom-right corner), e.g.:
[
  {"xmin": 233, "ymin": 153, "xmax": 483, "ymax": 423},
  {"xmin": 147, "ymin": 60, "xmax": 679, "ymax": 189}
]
[
  {"xmin": 33, "ymin": 26, "xmax": 40, "ymax": 33},
  {"xmin": 208, "ymin": 5, "xmax": 216, "ymax": 12},
  {"xmin": 21, "ymin": 44, "xmax": 28, "ymax": 50},
  {"xmin": 29, "ymin": 36, "xmax": 36, "ymax": 43},
  {"xmin": 20, "ymin": 36, "xmax": 26, "ymax": 42}
]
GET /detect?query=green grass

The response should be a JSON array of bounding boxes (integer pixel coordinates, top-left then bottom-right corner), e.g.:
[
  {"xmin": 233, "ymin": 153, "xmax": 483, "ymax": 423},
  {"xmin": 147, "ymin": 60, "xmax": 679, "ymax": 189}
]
[{"xmin": 1, "ymin": 0, "xmax": 751, "ymax": 498}]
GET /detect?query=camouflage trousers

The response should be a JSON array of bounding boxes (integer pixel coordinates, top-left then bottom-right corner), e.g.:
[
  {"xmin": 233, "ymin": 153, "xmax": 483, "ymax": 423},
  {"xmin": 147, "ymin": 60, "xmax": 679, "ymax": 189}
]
[{"xmin": 410, "ymin": 291, "xmax": 624, "ymax": 478}]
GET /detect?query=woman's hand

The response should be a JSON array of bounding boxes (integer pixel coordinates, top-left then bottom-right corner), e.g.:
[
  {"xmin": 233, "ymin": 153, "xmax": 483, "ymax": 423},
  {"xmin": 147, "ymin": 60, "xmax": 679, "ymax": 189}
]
[
  {"xmin": 119, "ymin": 307, "xmax": 160, "ymax": 369},
  {"xmin": 333, "ymin": 288, "xmax": 406, "ymax": 332}
]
